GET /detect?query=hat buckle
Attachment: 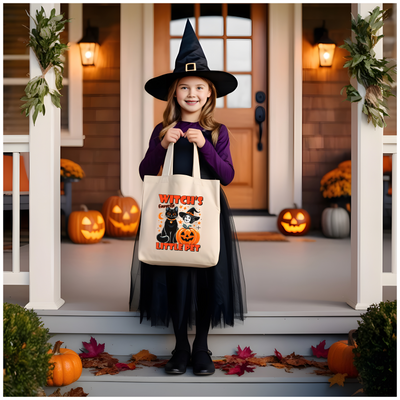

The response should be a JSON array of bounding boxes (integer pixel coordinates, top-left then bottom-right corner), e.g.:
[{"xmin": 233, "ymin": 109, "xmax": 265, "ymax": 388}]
[{"xmin": 185, "ymin": 63, "xmax": 197, "ymax": 72}]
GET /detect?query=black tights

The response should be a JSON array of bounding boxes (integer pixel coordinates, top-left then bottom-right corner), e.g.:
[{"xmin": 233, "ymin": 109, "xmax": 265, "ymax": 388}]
[{"xmin": 170, "ymin": 270, "xmax": 211, "ymax": 353}]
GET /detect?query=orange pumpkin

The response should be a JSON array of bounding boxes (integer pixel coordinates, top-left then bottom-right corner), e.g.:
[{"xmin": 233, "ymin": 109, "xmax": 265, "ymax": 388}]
[
  {"xmin": 176, "ymin": 227, "xmax": 200, "ymax": 244},
  {"xmin": 47, "ymin": 341, "xmax": 82, "ymax": 386},
  {"xmin": 68, "ymin": 205, "xmax": 105, "ymax": 244},
  {"xmin": 102, "ymin": 194, "xmax": 140, "ymax": 237},
  {"xmin": 277, "ymin": 207, "xmax": 311, "ymax": 236},
  {"xmin": 327, "ymin": 330, "xmax": 359, "ymax": 378}
]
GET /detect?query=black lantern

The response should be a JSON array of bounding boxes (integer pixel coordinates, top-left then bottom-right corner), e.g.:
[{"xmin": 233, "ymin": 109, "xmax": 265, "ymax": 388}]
[
  {"xmin": 78, "ymin": 21, "xmax": 99, "ymax": 66},
  {"xmin": 314, "ymin": 21, "xmax": 336, "ymax": 67}
]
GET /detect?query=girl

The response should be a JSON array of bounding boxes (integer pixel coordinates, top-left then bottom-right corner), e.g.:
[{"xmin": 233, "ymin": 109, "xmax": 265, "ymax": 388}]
[{"xmin": 130, "ymin": 20, "xmax": 246, "ymax": 376}]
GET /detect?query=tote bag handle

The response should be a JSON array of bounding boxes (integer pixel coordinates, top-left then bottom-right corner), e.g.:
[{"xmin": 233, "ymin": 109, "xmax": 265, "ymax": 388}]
[{"xmin": 162, "ymin": 142, "xmax": 201, "ymax": 179}]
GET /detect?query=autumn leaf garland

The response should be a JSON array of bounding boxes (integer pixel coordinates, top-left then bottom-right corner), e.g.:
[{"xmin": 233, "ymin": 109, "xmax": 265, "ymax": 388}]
[
  {"xmin": 20, "ymin": 7, "xmax": 70, "ymax": 125},
  {"xmin": 340, "ymin": 6, "xmax": 396, "ymax": 128}
]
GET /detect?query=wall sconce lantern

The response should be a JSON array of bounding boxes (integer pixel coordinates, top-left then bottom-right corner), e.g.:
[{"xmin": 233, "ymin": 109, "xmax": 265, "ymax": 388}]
[
  {"xmin": 314, "ymin": 21, "xmax": 336, "ymax": 67},
  {"xmin": 78, "ymin": 21, "xmax": 99, "ymax": 66}
]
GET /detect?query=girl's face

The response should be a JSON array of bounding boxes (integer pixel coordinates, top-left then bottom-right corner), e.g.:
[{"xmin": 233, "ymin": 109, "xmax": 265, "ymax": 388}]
[{"xmin": 175, "ymin": 76, "xmax": 211, "ymax": 121}]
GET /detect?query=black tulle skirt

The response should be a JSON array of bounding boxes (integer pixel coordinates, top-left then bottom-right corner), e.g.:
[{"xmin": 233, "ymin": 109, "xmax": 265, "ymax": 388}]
[{"xmin": 129, "ymin": 187, "xmax": 247, "ymax": 329}]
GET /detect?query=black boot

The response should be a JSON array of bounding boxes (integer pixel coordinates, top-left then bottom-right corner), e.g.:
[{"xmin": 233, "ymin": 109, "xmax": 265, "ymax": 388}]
[
  {"xmin": 165, "ymin": 349, "xmax": 191, "ymax": 374},
  {"xmin": 192, "ymin": 349, "xmax": 215, "ymax": 375}
]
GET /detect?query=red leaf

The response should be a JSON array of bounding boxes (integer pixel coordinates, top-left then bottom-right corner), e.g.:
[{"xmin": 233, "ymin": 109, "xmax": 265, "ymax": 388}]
[
  {"xmin": 274, "ymin": 349, "xmax": 283, "ymax": 361},
  {"xmin": 311, "ymin": 340, "xmax": 330, "ymax": 358},
  {"xmin": 226, "ymin": 362, "xmax": 255, "ymax": 376},
  {"xmin": 236, "ymin": 345, "xmax": 256, "ymax": 359},
  {"xmin": 115, "ymin": 362, "xmax": 136, "ymax": 371},
  {"xmin": 79, "ymin": 337, "xmax": 106, "ymax": 358}
]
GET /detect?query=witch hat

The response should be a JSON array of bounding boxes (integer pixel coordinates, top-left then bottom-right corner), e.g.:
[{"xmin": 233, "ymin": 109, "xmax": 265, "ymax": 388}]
[
  {"xmin": 145, "ymin": 20, "xmax": 237, "ymax": 101},
  {"xmin": 179, "ymin": 207, "xmax": 200, "ymax": 223}
]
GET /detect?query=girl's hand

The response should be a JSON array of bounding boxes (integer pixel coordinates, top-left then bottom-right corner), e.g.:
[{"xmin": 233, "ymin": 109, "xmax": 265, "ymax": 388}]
[
  {"xmin": 184, "ymin": 128, "xmax": 206, "ymax": 148},
  {"xmin": 161, "ymin": 127, "xmax": 184, "ymax": 149}
]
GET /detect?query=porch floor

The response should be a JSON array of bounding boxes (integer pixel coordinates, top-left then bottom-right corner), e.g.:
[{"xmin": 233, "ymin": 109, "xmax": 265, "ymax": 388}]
[{"xmin": 3, "ymin": 231, "xmax": 395, "ymax": 315}]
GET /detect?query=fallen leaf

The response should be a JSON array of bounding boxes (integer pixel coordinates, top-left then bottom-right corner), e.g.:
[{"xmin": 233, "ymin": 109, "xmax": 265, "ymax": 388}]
[
  {"xmin": 79, "ymin": 337, "xmax": 105, "ymax": 358},
  {"xmin": 226, "ymin": 362, "xmax": 255, "ymax": 376},
  {"xmin": 152, "ymin": 360, "xmax": 169, "ymax": 368},
  {"xmin": 274, "ymin": 349, "xmax": 283, "ymax": 361},
  {"xmin": 224, "ymin": 355, "xmax": 248, "ymax": 365},
  {"xmin": 312, "ymin": 369, "xmax": 334, "ymax": 376},
  {"xmin": 116, "ymin": 362, "xmax": 136, "ymax": 371},
  {"xmin": 48, "ymin": 388, "xmax": 62, "ymax": 397},
  {"xmin": 308, "ymin": 360, "xmax": 329, "ymax": 369},
  {"xmin": 81, "ymin": 352, "xmax": 119, "ymax": 369},
  {"xmin": 329, "ymin": 373, "xmax": 348, "ymax": 387},
  {"xmin": 353, "ymin": 388, "xmax": 364, "ymax": 396},
  {"xmin": 63, "ymin": 387, "xmax": 89, "ymax": 397},
  {"xmin": 271, "ymin": 363, "xmax": 287, "ymax": 369},
  {"xmin": 236, "ymin": 345, "xmax": 256, "ymax": 359},
  {"xmin": 94, "ymin": 365, "xmax": 120, "ymax": 376},
  {"xmin": 311, "ymin": 340, "xmax": 330, "ymax": 358},
  {"xmin": 130, "ymin": 349, "xmax": 157, "ymax": 362},
  {"xmin": 247, "ymin": 356, "xmax": 275, "ymax": 366}
]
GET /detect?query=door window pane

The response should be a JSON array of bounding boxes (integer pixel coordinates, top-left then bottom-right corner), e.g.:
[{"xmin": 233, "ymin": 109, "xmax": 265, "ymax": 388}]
[
  {"xmin": 216, "ymin": 97, "xmax": 224, "ymax": 108},
  {"xmin": 199, "ymin": 39, "xmax": 224, "ymax": 70},
  {"xmin": 199, "ymin": 4, "xmax": 223, "ymax": 36},
  {"xmin": 170, "ymin": 39, "xmax": 181, "ymax": 70},
  {"xmin": 227, "ymin": 39, "xmax": 252, "ymax": 72},
  {"xmin": 170, "ymin": 4, "xmax": 195, "ymax": 36},
  {"xmin": 227, "ymin": 4, "xmax": 252, "ymax": 36},
  {"xmin": 227, "ymin": 75, "xmax": 251, "ymax": 108}
]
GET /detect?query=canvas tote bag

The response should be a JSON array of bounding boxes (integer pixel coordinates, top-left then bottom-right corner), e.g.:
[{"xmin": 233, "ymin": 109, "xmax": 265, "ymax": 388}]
[{"xmin": 138, "ymin": 143, "xmax": 220, "ymax": 268}]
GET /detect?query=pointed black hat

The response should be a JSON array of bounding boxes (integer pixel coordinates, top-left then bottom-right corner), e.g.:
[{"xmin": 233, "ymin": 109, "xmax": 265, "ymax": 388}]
[{"xmin": 145, "ymin": 20, "xmax": 238, "ymax": 101}]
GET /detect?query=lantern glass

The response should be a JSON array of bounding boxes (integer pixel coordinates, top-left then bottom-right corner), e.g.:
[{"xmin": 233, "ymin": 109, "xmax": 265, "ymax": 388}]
[
  {"xmin": 79, "ymin": 42, "xmax": 98, "ymax": 66},
  {"xmin": 318, "ymin": 43, "xmax": 336, "ymax": 67}
]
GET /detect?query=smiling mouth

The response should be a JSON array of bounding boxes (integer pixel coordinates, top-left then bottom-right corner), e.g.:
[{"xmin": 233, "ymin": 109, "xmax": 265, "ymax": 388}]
[{"xmin": 185, "ymin": 100, "xmax": 199, "ymax": 105}]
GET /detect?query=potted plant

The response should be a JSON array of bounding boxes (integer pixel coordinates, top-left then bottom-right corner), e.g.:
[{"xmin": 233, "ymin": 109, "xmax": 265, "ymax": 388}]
[
  {"xmin": 3, "ymin": 303, "xmax": 53, "ymax": 396},
  {"xmin": 353, "ymin": 300, "xmax": 397, "ymax": 396}
]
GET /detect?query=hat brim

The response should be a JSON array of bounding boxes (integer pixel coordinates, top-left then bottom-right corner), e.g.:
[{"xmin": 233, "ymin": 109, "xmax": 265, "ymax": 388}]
[{"xmin": 145, "ymin": 71, "xmax": 238, "ymax": 101}]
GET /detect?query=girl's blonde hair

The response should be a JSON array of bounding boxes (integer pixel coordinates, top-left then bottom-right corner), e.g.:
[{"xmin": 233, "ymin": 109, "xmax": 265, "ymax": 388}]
[{"xmin": 159, "ymin": 77, "xmax": 221, "ymax": 147}]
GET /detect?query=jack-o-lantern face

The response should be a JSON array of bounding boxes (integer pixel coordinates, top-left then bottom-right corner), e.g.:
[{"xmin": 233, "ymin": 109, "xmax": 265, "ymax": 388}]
[
  {"xmin": 68, "ymin": 206, "xmax": 105, "ymax": 244},
  {"xmin": 176, "ymin": 227, "xmax": 200, "ymax": 244},
  {"xmin": 102, "ymin": 196, "xmax": 140, "ymax": 237},
  {"xmin": 277, "ymin": 208, "xmax": 311, "ymax": 236}
]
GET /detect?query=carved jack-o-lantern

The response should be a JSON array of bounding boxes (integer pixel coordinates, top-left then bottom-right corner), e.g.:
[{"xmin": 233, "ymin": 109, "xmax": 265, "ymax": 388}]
[
  {"xmin": 176, "ymin": 227, "xmax": 200, "ymax": 244},
  {"xmin": 277, "ymin": 208, "xmax": 311, "ymax": 236},
  {"xmin": 102, "ymin": 194, "xmax": 140, "ymax": 237},
  {"xmin": 68, "ymin": 205, "xmax": 105, "ymax": 244}
]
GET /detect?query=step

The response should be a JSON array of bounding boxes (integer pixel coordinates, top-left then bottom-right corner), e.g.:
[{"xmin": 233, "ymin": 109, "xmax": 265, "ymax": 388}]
[{"xmin": 43, "ymin": 354, "xmax": 362, "ymax": 397}]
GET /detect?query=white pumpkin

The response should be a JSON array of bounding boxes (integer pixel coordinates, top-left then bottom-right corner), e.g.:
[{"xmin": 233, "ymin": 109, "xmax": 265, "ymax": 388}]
[{"xmin": 321, "ymin": 204, "xmax": 350, "ymax": 238}]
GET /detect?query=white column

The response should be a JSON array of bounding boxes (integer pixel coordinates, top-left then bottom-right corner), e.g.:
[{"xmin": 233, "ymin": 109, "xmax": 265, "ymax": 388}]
[
  {"xmin": 120, "ymin": 3, "xmax": 153, "ymax": 203},
  {"xmin": 347, "ymin": 3, "xmax": 383, "ymax": 310},
  {"xmin": 268, "ymin": 4, "xmax": 300, "ymax": 214},
  {"xmin": 26, "ymin": 3, "xmax": 65, "ymax": 310}
]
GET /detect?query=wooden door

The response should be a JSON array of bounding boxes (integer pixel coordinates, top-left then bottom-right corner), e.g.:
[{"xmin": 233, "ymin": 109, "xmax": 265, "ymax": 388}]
[{"xmin": 154, "ymin": 4, "xmax": 268, "ymax": 210}]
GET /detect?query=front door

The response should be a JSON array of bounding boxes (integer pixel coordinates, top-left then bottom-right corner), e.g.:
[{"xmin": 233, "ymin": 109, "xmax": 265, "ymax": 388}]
[{"xmin": 154, "ymin": 4, "xmax": 268, "ymax": 210}]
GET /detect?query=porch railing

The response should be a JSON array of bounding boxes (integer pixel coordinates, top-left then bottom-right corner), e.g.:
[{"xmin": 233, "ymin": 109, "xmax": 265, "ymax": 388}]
[
  {"xmin": 382, "ymin": 136, "xmax": 397, "ymax": 287},
  {"xmin": 3, "ymin": 135, "xmax": 30, "ymax": 285}
]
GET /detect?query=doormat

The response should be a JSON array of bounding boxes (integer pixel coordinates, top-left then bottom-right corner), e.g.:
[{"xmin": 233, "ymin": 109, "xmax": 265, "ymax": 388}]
[{"xmin": 236, "ymin": 232, "xmax": 289, "ymax": 242}]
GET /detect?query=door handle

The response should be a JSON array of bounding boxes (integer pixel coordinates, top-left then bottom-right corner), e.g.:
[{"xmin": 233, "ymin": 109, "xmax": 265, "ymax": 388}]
[{"xmin": 255, "ymin": 106, "xmax": 265, "ymax": 151}]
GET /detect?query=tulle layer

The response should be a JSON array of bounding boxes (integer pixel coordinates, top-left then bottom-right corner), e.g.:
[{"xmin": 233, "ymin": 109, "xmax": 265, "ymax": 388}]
[{"xmin": 129, "ymin": 188, "xmax": 247, "ymax": 328}]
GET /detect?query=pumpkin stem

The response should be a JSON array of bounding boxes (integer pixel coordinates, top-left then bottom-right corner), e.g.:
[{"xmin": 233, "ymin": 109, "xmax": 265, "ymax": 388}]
[
  {"xmin": 117, "ymin": 189, "xmax": 124, "ymax": 197},
  {"xmin": 332, "ymin": 204, "xmax": 339, "ymax": 209},
  {"xmin": 348, "ymin": 329, "xmax": 357, "ymax": 346},
  {"xmin": 80, "ymin": 204, "xmax": 89, "ymax": 212},
  {"xmin": 52, "ymin": 340, "xmax": 64, "ymax": 355}
]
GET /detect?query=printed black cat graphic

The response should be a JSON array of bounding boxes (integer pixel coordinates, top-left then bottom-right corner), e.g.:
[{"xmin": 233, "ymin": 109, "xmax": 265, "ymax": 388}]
[{"xmin": 157, "ymin": 206, "xmax": 179, "ymax": 243}]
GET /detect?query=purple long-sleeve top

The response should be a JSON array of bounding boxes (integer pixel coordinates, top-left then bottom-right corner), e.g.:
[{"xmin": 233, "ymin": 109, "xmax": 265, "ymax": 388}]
[{"xmin": 139, "ymin": 121, "xmax": 235, "ymax": 186}]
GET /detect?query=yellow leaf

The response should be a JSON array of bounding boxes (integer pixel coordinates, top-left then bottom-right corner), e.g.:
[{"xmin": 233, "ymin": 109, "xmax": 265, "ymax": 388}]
[
  {"xmin": 130, "ymin": 349, "xmax": 157, "ymax": 362},
  {"xmin": 329, "ymin": 373, "xmax": 348, "ymax": 387}
]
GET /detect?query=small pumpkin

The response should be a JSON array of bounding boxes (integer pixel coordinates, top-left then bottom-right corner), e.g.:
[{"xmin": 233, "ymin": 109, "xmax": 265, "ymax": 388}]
[
  {"xmin": 68, "ymin": 205, "xmax": 105, "ymax": 244},
  {"xmin": 321, "ymin": 204, "xmax": 350, "ymax": 238},
  {"xmin": 327, "ymin": 330, "xmax": 359, "ymax": 378},
  {"xmin": 102, "ymin": 193, "xmax": 140, "ymax": 237},
  {"xmin": 277, "ymin": 207, "xmax": 311, "ymax": 236},
  {"xmin": 47, "ymin": 341, "xmax": 83, "ymax": 386},
  {"xmin": 176, "ymin": 227, "xmax": 200, "ymax": 244}
]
